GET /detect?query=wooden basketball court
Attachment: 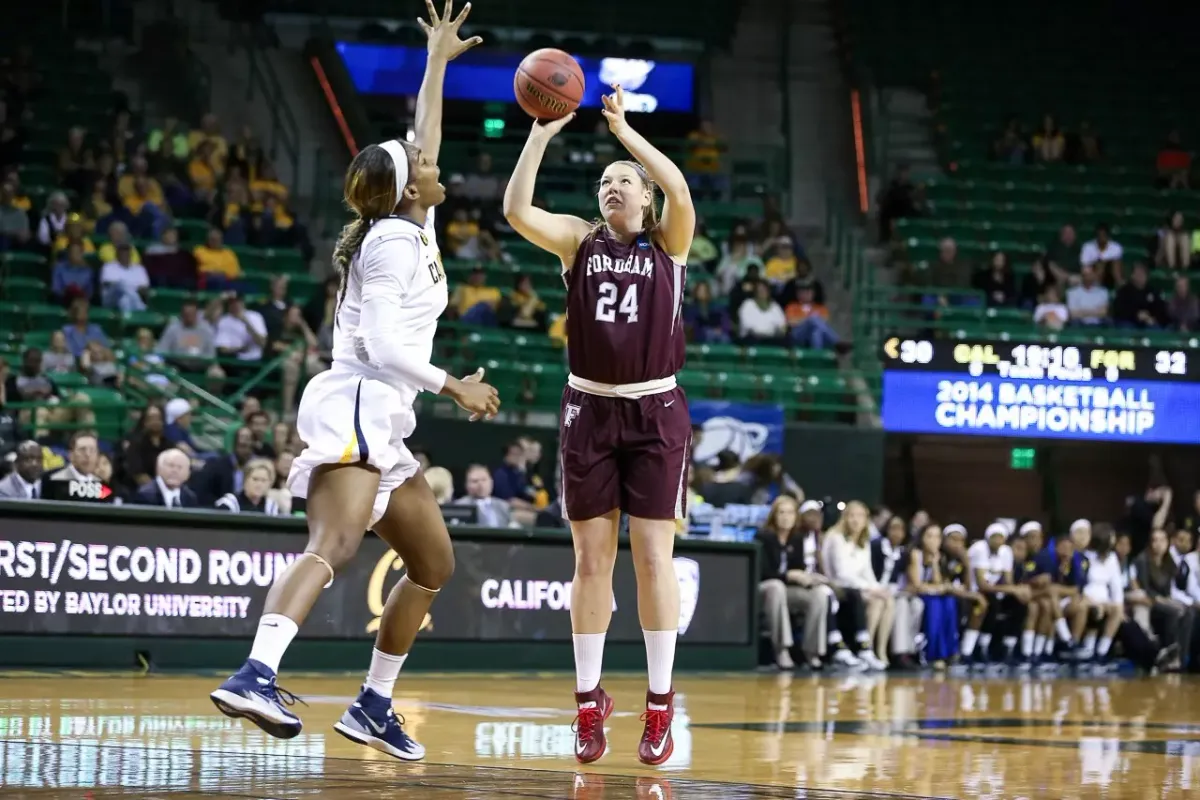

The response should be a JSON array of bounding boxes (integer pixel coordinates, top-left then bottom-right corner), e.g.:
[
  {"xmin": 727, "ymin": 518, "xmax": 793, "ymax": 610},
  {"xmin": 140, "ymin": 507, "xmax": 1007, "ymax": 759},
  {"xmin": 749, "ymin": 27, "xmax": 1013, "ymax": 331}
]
[{"xmin": 1, "ymin": 671, "xmax": 1197, "ymax": 798}]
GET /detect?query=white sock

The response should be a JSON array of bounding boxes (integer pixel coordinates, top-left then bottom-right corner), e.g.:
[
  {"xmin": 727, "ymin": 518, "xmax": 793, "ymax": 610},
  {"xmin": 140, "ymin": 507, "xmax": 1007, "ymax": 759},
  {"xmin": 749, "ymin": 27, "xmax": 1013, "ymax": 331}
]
[
  {"xmin": 573, "ymin": 633, "xmax": 606, "ymax": 693},
  {"xmin": 248, "ymin": 613, "xmax": 299, "ymax": 674},
  {"xmin": 828, "ymin": 630, "xmax": 844, "ymax": 645},
  {"xmin": 1097, "ymin": 637, "xmax": 1113, "ymax": 658},
  {"xmin": 1081, "ymin": 633, "xmax": 1097, "ymax": 657},
  {"xmin": 1042, "ymin": 636, "xmax": 1055, "ymax": 656},
  {"xmin": 1003, "ymin": 636, "xmax": 1018, "ymax": 656},
  {"xmin": 961, "ymin": 629, "xmax": 980, "ymax": 657},
  {"xmin": 1034, "ymin": 635, "xmax": 1047, "ymax": 657},
  {"xmin": 1021, "ymin": 631, "xmax": 1035, "ymax": 657},
  {"xmin": 643, "ymin": 629, "xmax": 677, "ymax": 695},
  {"xmin": 1054, "ymin": 618, "xmax": 1072, "ymax": 643},
  {"xmin": 978, "ymin": 633, "xmax": 993, "ymax": 658},
  {"xmin": 364, "ymin": 648, "xmax": 408, "ymax": 699}
]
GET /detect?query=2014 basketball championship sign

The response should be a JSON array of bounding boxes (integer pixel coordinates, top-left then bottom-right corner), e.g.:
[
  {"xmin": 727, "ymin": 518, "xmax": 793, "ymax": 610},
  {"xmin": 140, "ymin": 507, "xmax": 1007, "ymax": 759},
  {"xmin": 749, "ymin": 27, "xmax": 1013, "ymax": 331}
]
[
  {"xmin": 0, "ymin": 515, "xmax": 751, "ymax": 645},
  {"xmin": 880, "ymin": 337, "xmax": 1200, "ymax": 443}
]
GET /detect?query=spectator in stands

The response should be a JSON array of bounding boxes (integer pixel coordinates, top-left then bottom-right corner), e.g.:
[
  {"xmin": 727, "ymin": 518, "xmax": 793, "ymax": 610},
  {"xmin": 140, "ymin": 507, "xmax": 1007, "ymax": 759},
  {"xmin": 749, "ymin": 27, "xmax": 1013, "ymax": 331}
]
[
  {"xmin": 270, "ymin": 305, "xmax": 325, "ymax": 415},
  {"xmin": 244, "ymin": 410, "xmax": 275, "ymax": 459},
  {"xmin": 823, "ymin": 501, "xmax": 893, "ymax": 670},
  {"xmin": 972, "ymin": 251, "xmax": 1017, "ymax": 307},
  {"xmin": 53, "ymin": 215, "xmax": 95, "ymax": 259},
  {"xmin": 147, "ymin": 116, "xmax": 190, "ymax": 175},
  {"xmin": 0, "ymin": 361, "xmax": 23, "ymax": 459},
  {"xmin": 1113, "ymin": 262, "xmax": 1166, "ymax": 329},
  {"xmin": 187, "ymin": 140, "xmax": 221, "ymax": 210},
  {"xmin": 257, "ymin": 274, "xmax": 291, "ymax": 340},
  {"xmin": 5, "ymin": 347, "xmax": 60, "ymax": 429},
  {"xmin": 132, "ymin": 447, "xmax": 197, "ymax": 508},
  {"xmin": 424, "ymin": 466, "xmax": 454, "ymax": 506},
  {"xmin": 490, "ymin": 440, "xmax": 539, "ymax": 520},
  {"xmin": 1019, "ymin": 256, "xmax": 1057, "ymax": 310},
  {"xmin": 144, "ymin": 226, "xmax": 197, "ymax": 289},
  {"xmin": 763, "ymin": 237, "xmax": 799, "ymax": 285},
  {"xmin": 82, "ymin": 177, "xmax": 114, "ymax": 233},
  {"xmin": 97, "ymin": 221, "xmax": 141, "ymax": 265},
  {"xmin": 1033, "ymin": 284, "xmax": 1069, "ymax": 330},
  {"xmin": 249, "ymin": 160, "xmax": 287, "ymax": 204},
  {"xmin": 226, "ymin": 125, "xmax": 262, "ymax": 182},
  {"xmin": 496, "ymin": 273, "xmax": 547, "ymax": 332},
  {"xmin": 992, "ymin": 117, "xmax": 1028, "ymax": 164},
  {"xmin": 455, "ymin": 464, "xmax": 513, "ymax": 527},
  {"xmin": 778, "ymin": 257, "xmax": 825, "ymax": 307},
  {"xmin": 450, "ymin": 266, "xmax": 501, "ymax": 324},
  {"xmin": 684, "ymin": 120, "xmax": 725, "ymax": 200},
  {"xmin": 757, "ymin": 495, "xmax": 835, "ymax": 671},
  {"xmin": 163, "ymin": 398, "xmax": 196, "ymax": 455},
  {"xmin": 1066, "ymin": 264, "xmax": 1109, "ymax": 326},
  {"xmin": 1157, "ymin": 130, "xmax": 1191, "ymax": 190},
  {"xmin": 1068, "ymin": 121, "xmax": 1103, "ymax": 164},
  {"xmin": 786, "ymin": 285, "xmax": 839, "ymax": 350},
  {"xmin": 62, "ymin": 299, "xmax": 110, "ymax": 358},
  {"xmin": 215, "ymin": 457, "xmax": 281, "ymax": 514},
  {"xmin": 189, "ymin": 113, "xmax": 228, "ymax": 171},
  {"xmin": 51, "ymin": 243, "xmax": 95, "ymax": 306},
  {"xmin": 35, "ymin": 191, "xmax": 69, "ymax": 250},
  {"xmin": 1167, "ymin": 275, "xmax": 1199, "ymax": 332},
  {"xmin": 1081, "ymin": 223, "xmax": 1124, "ymax": 287},
  {"xmin": 878, "ymin": 164, "xmax": 919, "ymax": 243},
  {"xmin": 444, "ymin": 206, "xmax": 482, "ymax": 259},
  {"xmin": 0, "ymin": 177, "xmax": 30, "ymax": 251},
  {"xmin": 1032, "ymin": 114, "xmax": 1065, "ymax": 162},
  {"xmin": 1046, "ymin": 223, "xmax": 1081, "ymax": 278},
  {"xmin": 119, "ymin": 155, "xmax": 165, "ymax": 215},
  {"xmin": 698, "ymin": 450, "xmax": 754, "ymax": 508},
  {"xmin": 737, "ymin": 282, "xmax": 788, "ymax": 345},
  {"xmin": 1156, "ymin": 212, "xmax": 1191, "ymax": 270},
  {"xmin": 48, "ymin": 432, "xmax": 99, "ymax": 482},
  {"xmin": 80, "ymin": 340, "xmax": 118, "ymax": 387},
  {"xmin": 683, "ymin": 281, "xmax": 729, "ymax": 344},
  {"xmin": 214, "ymin": 291, "xmax": 266, "ymax": 365},
  {"xmin": 122, "ymin": 403, "xmax": 175, "ymax": 489},
  {"xmin": 220, "ymin": 179, "xmax": 253, "ymax": 246},
  {"xmin": 253, "ymin": 195, "xmax": 298, "ymax": 250},
  {"xmin": 158, "ymin": 297, "xmax": 218, "ymax": 370},
  {"xmin": 268, "ymin": 450, "xmax": 295, "ymax": 515},
  {"xmin": 194, "ymin": 226, "xmax": 241, "ymax": 290},
  {"xmin": 190, "ymin": 425, "xmax": 254, "ymax": 505},
  {"xmin": 0, "ymin": 440, "xmax": 42, "ymax": 499},
  {"xmin": 42, "ymin": 331, "xmax": 76, "ymax": 374},
  {"xmin": 108, "ymin": 109, "xmax": 138, "ymax": 171},
  {"xmin": 463, "ymin": 151, "xmax": 501, "ymax": 203},
  {"xmin": 926, "ymin": 237, "xmax": 967, "ymax": 291},
  {"xmin": 100, "ymin": 243, "xmax": 150, "ymax": 312},
  {"xmin": 715, "ymin": 228, "xmax": 763, "ymax": 296},
  {"xmin": 687, "ymin": 220, "xmax": 720, "ymax": 274},
  {"xmin": 58, "ymin": 126, "xmax": 92, "ymax": 193}
]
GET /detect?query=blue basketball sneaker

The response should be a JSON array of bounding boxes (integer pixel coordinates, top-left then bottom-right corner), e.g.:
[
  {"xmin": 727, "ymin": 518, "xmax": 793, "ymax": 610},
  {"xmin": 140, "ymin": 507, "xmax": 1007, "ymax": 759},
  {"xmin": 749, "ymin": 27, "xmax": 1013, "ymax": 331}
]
[
  {"xmin": 210, "ymin": 659, "xmax": 304, "ymax": 739},
  {"xmin": 333, "ymin": 686, "xmax": 426, "ymax": 761}
]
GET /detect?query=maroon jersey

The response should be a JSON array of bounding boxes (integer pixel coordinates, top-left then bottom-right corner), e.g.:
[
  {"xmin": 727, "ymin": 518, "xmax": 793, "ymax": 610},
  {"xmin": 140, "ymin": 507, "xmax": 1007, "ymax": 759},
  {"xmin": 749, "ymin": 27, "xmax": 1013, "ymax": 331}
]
[{"xmin": 564, "ymin": 229, "xmax": 686, "ymax": 385}]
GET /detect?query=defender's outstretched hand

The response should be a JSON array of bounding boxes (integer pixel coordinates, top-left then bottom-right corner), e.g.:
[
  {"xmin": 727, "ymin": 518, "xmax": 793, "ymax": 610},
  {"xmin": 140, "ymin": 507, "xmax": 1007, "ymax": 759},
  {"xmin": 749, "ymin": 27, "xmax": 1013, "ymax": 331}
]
[{"xmin": 418, "ymin": 0, "xmax": 482, "ymax": 62}]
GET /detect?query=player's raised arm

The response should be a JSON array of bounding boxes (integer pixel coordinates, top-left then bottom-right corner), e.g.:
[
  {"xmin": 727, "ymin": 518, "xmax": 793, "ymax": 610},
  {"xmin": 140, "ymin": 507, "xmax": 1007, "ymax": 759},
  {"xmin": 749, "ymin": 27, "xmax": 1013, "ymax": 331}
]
[
  {"xmin": 355, "ymin": 234, "xmax": 499, "ymax": 420},
  {"xmin": 600, "ymin": 83, "xmax": 695, "ymax": 261},
  {"xmin": 414, "ymin": 0, "xmax": 482, "ymax": 165},
  {"xmin": 503, "ymin": 115, "xmax": 592, "ymax": 265}
]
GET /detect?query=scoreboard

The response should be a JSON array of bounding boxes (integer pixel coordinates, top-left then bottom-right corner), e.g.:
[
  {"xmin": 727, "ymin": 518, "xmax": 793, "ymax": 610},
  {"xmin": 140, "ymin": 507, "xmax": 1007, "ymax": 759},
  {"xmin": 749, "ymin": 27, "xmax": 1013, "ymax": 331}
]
[{"xmin": 879, "ymin": 337, "xmax": 1200, "ymax": 444}]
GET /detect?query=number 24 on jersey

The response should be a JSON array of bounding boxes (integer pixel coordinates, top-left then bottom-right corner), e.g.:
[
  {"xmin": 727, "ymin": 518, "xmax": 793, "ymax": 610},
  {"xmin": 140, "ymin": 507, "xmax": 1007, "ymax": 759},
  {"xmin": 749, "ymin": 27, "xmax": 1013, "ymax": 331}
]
[{"xmin": 595, "ymin": 281, "xmax": 639, "ymax": 323}]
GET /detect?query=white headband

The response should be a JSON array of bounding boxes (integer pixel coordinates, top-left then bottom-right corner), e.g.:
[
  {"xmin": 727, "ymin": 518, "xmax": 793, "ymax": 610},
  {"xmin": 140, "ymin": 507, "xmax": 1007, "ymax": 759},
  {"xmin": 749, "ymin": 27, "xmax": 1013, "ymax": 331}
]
[
  {"xmin": 985, "ymin": 522, "xmax": 1009, "ymax": 538},
  {"xmin": 1019, "ymin": 520, "xmax": 1043, "ymax": 535},
  {"xmin": 1070, "ymin": 518, "xmax": 1090, "ymax": 532},
  {"xmin": 378, "ymin": 140, "xmax": 410, "ymax": 201},
  {"xmin": 943, "ymin": 523, "xmax": 966, "ymax": 537}
]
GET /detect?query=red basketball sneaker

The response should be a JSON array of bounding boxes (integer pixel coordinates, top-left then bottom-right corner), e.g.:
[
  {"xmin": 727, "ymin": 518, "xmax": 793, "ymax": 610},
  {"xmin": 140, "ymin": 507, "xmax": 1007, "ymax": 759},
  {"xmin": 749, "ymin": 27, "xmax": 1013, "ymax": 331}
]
[
  {"xmin": 637, "ymin": 689, "xmax": 674, "ymax": 766},
  {"xmin": 572, "ymin": 687, "xmax": 614, "ymax": 764}
]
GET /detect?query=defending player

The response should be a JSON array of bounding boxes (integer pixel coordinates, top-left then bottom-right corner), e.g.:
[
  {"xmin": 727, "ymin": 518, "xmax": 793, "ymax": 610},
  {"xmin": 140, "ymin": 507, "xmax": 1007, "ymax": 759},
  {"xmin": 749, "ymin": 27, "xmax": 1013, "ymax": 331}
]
[
  {"xmin": 209, "ymin": 0, "xmax": 497, "ymax": 761},
  {"xmin": 503, "ymin": 84, "xmax": 695, "ymax": 765}
]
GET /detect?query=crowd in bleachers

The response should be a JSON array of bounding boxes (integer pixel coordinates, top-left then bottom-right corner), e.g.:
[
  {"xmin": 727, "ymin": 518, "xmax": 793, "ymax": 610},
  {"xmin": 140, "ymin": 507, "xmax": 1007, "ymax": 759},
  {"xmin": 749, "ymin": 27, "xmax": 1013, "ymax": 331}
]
[{"xmin": 755, "ymin": 495, "xmax": 1200, "ymax": 676}]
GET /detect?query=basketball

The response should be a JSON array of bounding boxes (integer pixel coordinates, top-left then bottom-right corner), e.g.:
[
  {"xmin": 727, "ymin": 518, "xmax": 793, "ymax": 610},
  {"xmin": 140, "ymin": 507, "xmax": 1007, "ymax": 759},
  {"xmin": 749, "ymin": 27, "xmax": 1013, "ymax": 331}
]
[{"xmin": 513, "ymin": 48, "xmax": 585, "ymax": 120}]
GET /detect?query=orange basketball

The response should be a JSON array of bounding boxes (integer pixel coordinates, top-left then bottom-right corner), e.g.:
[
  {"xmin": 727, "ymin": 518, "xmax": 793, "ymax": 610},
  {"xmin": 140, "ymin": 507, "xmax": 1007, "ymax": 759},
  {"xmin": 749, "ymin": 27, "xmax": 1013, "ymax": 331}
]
[{"xmin": 513, "ymin": 48, "xmax": 585, "ymax": 120}]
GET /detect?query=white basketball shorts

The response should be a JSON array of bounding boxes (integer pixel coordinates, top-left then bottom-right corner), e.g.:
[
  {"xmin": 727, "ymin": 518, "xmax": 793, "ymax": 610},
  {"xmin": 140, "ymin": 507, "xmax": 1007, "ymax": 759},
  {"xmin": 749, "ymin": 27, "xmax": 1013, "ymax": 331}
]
[{"xmin": 288, "ymin": 366, "xmax": 420, "ymax": 528}]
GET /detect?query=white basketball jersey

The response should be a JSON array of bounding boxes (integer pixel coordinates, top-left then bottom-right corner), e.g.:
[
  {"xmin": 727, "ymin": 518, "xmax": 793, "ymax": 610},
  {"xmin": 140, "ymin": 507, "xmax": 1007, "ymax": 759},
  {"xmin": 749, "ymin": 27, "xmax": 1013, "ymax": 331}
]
[{"xmin": 332, "ymin": 209, "xmax": 447, "ymax": 405}]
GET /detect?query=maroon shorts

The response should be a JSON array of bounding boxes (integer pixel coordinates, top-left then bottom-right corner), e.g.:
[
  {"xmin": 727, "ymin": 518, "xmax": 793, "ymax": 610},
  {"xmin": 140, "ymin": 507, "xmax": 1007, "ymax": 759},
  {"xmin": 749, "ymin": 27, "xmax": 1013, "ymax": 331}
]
[{"xmin": 559, "ymin": 385, "xmax": 692, "ymax": 521}]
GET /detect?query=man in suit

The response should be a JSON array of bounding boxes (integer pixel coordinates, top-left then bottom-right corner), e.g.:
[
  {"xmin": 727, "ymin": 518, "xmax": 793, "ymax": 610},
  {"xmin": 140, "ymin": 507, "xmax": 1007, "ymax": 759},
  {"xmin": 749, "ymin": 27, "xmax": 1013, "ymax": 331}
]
[
  {"xmin": 189, "ymin": 426, "xmax": 254, "ymax": 505},
  {"xmin": 0, "ymin": 440, "xmax": 43, "ymax": 500},
  {"xmin": 453, "ymin": 464, "xmax": 513, "ymax": 528},
  {"xmin": 133, "ymin": 448, "xmax": 199, "ymax": 508},
  {"xmin": 47, "ymin": 431, "xmax": 99, "ymax": 482}
]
